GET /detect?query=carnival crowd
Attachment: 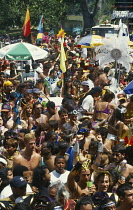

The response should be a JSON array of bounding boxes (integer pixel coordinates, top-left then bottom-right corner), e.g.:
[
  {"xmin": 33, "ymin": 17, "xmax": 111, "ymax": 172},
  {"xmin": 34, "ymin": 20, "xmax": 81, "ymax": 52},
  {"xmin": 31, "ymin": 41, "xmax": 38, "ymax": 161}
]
[{"xmin": 0, "ymin": 35, "xmax": 133, "ymax": 209}]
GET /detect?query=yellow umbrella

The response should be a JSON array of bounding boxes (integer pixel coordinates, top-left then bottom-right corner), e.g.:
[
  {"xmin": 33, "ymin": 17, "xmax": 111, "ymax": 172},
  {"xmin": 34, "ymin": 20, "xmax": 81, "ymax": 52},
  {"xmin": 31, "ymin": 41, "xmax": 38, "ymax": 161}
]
[{"xmin": 77, "ymin": 34, "xmax": 104, "ymax": 48}]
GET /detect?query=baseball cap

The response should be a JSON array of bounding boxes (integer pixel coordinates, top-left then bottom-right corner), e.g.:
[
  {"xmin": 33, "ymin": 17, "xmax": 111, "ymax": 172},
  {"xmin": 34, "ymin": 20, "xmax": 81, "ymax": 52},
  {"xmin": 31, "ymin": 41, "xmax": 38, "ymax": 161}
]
[
  {"xmin": 81, "ymin": 81, "xmax": 89, "ymax": 86},
  {"xmin": 10, "ymin": 176, "xmax": 27, "ymax": 188},
  {"xmin": 3, "ymin": 81, "xmax": 13, "ymax": 87},
  {"xmin": 1, "ymin": 103, "xmax": 11, "ymax": 112}
]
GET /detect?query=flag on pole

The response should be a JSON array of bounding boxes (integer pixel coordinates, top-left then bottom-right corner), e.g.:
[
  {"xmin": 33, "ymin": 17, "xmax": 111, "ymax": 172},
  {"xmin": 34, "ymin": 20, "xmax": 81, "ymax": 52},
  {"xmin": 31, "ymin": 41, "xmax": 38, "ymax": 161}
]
[
  {"xmin": 57, "ymin": 28, "xmax": 66, "ymax": 38},
  {"xmin": 60, "ymin": 37, "xmax": 66, "ymax": 73},
  {"xmin": 37, "ymin": 15, "xmax": 44, "ymax": 40},
  {"xmin": 23, "ymin": 8, "xmax": 31, "ymax": 37}
]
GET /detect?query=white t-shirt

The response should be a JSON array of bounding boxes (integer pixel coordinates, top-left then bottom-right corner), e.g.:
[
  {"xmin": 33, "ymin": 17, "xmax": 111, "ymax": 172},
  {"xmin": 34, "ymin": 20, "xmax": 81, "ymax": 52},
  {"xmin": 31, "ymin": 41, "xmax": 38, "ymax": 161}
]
[
  {"xmin": 86, "ymin": 79, "xmax": 94, "ymax": 90},
  {"xmin": 50, "ymin": 170, "xmax": 70, "ymax": 184},
  {"xmin": 82, "ymin": 95, "xmax": 94, "ymax": 112},
  {"xmin": 0, "ymin": 184, "xmax": 32, "ymax": 199}
]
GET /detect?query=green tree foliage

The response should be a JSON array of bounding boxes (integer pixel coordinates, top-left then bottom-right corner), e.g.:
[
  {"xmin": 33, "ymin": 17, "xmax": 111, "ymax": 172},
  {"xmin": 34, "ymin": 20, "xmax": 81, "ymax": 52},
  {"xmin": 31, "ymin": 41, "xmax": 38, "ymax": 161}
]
[
  {"xmin": 0, "ymin": 0, "xmax": 67, "ymax": 30},
  {"xmin": 0, "ymin": 0, "xmax": 115, "ymax": 32}
]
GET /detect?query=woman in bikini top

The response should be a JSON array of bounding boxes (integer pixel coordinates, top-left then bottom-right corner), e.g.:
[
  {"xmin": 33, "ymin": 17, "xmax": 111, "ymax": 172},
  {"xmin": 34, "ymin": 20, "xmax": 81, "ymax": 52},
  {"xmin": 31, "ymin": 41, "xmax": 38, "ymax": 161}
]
[{"xmin": 93, "ymin": 90, "xmax": 115, "ymax": 122}]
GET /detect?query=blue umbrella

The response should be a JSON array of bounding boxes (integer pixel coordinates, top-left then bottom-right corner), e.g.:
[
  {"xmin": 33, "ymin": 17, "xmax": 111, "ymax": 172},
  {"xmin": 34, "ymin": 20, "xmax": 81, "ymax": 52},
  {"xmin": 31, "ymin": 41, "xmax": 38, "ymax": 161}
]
[{"xmin": 123, "ymin": 81, "xmax": 133, "ymax": 94}]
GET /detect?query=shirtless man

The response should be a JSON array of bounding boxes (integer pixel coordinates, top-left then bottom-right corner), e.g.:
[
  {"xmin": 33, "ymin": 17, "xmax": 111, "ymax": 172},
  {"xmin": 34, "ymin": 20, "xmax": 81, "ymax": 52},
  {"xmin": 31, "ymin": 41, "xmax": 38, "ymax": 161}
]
[
  {"xmin": 41, "ymin": 142, "xmax": 56, "ymax": 172},
  {"xmin": 58, "ymin": 108, "xmax": 69, "ymax": 131},
  {"xmin": 45, "ymin": 101, "xmax": 60, "ymax": 122},
  {"xmin": 105, "ymin": 144, "xmax": 133, "ymax": 179},
  {"xmin": 94, "ymin": 67, "xmax": 109, "ymax": 86},
  {"xmin": 62, "ymin": 109, "xmax": 81, "ymax": 135},
  {"xmin": 116, "ymin": 183, "xmax": 133, "ymax": 210},
  {"xmin": 13, "ymin": 133, "xmax": 41, "ymax": 171},
  {"xmin": 28, "ymin": 102, "xmax": 48, "ymax": 130},
  {"xmin": 67, "ymin": 151, "xmax": 95, "ymax": 199}
]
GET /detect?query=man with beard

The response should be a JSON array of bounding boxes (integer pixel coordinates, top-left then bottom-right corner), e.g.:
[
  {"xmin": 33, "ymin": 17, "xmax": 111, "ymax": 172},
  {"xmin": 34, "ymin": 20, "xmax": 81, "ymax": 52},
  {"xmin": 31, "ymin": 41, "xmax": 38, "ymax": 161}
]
[
  {"xmin": 116, "ymin": 183, "xmax": 133, "ymax": 210},
  {"xmin": 105, "ymin": 144, "xmax": 133, "ymax": 179},
  {"xmin": 50, "ymin": 155, "xmax": 69, "ymax": 184}
]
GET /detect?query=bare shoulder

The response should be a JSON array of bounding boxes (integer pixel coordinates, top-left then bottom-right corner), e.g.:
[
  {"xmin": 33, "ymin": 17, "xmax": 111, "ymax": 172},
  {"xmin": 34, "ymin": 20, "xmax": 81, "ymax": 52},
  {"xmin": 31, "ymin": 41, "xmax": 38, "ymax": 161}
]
[
  {"xmin": 127, "ymin": 163, "xmax": 133, "ymax": 170},
  {"xmin": 109, "ymin": 103, "xmax": 116, "ymax": 109},
  {"xmin": 33, "ymin": 152, "xmax": 41, "ymax": 159},
  {"xmin": 14, "ymin": 153, "xmax": 23, "ymax": 160}
]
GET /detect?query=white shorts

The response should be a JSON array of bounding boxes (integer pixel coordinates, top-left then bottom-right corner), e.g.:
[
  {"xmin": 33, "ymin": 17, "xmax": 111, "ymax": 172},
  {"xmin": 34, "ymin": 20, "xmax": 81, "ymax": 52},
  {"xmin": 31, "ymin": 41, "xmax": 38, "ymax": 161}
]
[{"xmin": 107, "ymin": 133, "xmax": 117, "ymax": 141}]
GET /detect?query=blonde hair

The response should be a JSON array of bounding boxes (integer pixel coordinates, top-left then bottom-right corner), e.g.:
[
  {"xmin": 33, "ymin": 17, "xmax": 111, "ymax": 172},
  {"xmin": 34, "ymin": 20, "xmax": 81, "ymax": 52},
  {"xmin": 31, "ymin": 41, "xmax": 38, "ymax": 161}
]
[{"xmin": 24, "ymin": 133, "xmax": 35, "ymax": 143}]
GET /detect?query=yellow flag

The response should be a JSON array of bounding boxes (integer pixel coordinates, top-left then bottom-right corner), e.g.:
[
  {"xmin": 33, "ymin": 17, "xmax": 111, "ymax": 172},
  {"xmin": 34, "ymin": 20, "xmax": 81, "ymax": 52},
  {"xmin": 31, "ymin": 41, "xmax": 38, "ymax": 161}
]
[
  {"xmin": 57, "ymin": 28, "xmax": 66, "ymax": 38},
  {"xmin": 60, "ymin": 38, "xmax": 66, "ymax": 73}
]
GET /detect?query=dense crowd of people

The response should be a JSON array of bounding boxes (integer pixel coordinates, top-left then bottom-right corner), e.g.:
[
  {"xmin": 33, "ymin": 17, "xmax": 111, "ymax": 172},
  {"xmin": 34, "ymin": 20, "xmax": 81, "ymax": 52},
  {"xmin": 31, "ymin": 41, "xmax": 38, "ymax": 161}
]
[{"xmin": 0, "ymin": 35, "xmax": 133, "ymax": 209}]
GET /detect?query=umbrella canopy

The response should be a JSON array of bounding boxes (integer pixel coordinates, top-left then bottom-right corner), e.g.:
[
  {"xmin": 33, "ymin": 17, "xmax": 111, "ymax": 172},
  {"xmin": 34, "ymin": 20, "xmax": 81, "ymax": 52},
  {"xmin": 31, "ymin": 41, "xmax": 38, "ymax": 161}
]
[
  {"xmin": 123, "ymin": 81, "xmax": 133, "ymax": 94},
  {"xmin": 77, "ymin": 35, "xmax": 104, "ymax": 48},
  {"xmin": 0, "ymin": 42, "xmax": 48, "ymax": 61}
]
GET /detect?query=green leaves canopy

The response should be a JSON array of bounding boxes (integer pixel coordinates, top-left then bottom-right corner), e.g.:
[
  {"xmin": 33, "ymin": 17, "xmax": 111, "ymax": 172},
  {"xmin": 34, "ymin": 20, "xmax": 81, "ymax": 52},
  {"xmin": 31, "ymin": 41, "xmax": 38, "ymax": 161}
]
[{"xmin": 0, "ymin": 0, "xmax": 67, "ymax": 30}]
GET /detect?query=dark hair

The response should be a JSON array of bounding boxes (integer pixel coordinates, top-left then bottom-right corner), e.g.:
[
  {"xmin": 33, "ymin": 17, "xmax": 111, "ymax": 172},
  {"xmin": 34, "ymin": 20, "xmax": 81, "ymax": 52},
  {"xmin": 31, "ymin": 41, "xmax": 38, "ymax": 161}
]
[
  {"xmin": 89, "ymin": 86, "xmax": 102, "ymax": 96},
  {"xmin": 41, "ymin": 141, "xmax": 56, "ymax": 156},
  {"xmin": 75, "ymin": 195, "xmax": 93, "ymax": 210},
  {"xmin": 94, "ymin": 171, "xmax": 113, "ymax": 188},
  {"xmin": 37, "ymin": 79, "xmax": 44, "ymax": 84},
  {"xmin": 125, "ymin": 146, "xmax": 133, "ymax": 165},
  {"xmin": 58, "ymin": 141, "xmax": 68, "ymax": 150},
  {"xmin": 25, "ymin": 64, "xmax": 30, "ymax": 73},
  {"xmin": 58, "ymin": 108, "xmax": 68, "ymax": 115},
  {"xmin": 32, "ymin": 165, "xmax": 49, "ymax": 189},
  {"xmin": 45, "ymin": 131, "xmax": 56, "ymax": 142},
  {"xmin": 19, "ymin": 129, "xmax": 30, "ymax": 134},
  {"xmin": 79, "ymin": 119, "xmax": 92, "ymax": 130},
  {"xmin": 89, "ymin": 140, "xmax": 99, "ymax": 151},
  {"xmin": 125, "ymin": 174, "xmax": 133, "ymax": 183},
  {"xmin": 103, "ymin": 91, "xmax": 115, "ymax": 102},
  {"xmin": 54, "ymin": 155, "xmax": 65, "ymax": 164},
  {"xmin": 13, "ymin": 165, "xmax": 28, "ymax": 177},
  {"xmin": 4, "ymin": 130, "xmax": 14, "ymax": 139},
  {"xmin": 0, "ymin": 168, "xmax": 11, "ymax": 192},
  {"xmin": 62, "ymin": 95, "xmax": 73, "ymax": 104},
  {"xmin": 116, "ymin": 183, "xmax": 132, "ymax": 197},
  {"xmin": 46, "ymin": 101, "xmax": 55, "ymax": 109},
  {"xmin": 33, "ymin": 101, "xmax": 42, "ymax": 109},
  {"xmin": 110, "ymin": 105, "xmax": 125, "ymax": 123},
  {"xmin": 112, "ymin": 144, "xmax": 126, "ymax": 154},
  {"xmin": 16, "ymin": 83, "xmax": 26, "ymax": 92},
  {"xmin": 49, "ymin": 120, "xmax": 58, "ymax": 131},
  {"xmin": 99, "ymin": 127, "xmax": 108, "ymax": 138},
  {"xmin": 104, "ymin": 67, "xmax": 110, "ymax": 73},
  {"xmin": 63, "ymin": 99, "xmax": 76, "ymax": 112},
  {"xmin": 50, "ymin": 69, "xmax": 56, "ymax": 75},
  {"xmin": 4, "ymin": 138, "xmax": 18, "ymax": 149},
  {"xmin": 87, "ymin": 73, "xmax": 95, "ymax": 81}
]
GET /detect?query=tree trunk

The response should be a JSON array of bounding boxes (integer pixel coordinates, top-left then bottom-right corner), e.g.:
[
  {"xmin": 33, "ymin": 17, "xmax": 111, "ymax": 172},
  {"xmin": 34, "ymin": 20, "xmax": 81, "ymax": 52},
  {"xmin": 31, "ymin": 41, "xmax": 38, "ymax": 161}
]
[{"xmin": 80, "ymin": 0, "xmax": 100, "ymax": 33}]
